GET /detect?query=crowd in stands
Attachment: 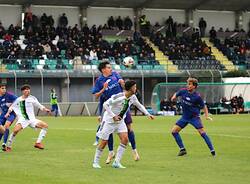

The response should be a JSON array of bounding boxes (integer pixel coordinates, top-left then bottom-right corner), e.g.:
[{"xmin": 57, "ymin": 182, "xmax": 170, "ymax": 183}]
[
  {"xmin": 151, "ymin": 31, "xmax": 213, "ymax": 61},
  {"xmin": 220, "ymin": 95, "xmax": 245, "ymax": 114},
  {"xmin": 1, "ymin": 11, "xmax": 250, "ymax": 70},
  {"xmin": 0, "ymin": 11, "xmax": 158, "ymax": 69},
  {"xmin": 209, "ymin": 26, "xmax": 250, "ymax": 68}
]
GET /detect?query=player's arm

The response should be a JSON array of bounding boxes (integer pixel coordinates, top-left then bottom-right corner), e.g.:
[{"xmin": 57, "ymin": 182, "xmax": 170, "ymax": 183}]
[
  {"xmin": 171, "ymin": 93, "xmax": 177, "ymax": 102},
  {"xmin": 93, "ymin": 82, "xmax": 108, "ymax": 99},
  {"xmin": 171, "ymin": 89, "xmax": 185, "ymax": 102},
  {"xmin": 33, "ymin": 97, "xmax": 51, "ymax": 113},
  {"xmin": 198, "ymin": 97, "xmax": 212, "ymax": 121},
  {"xmin": 5, "ymin": 99, "xmax": 18, "ymax": 118},
  {"xmin": 103, "ymin": 96, "xmax": 122, "ymax": 121},
  {"xmin": 115, "ymin": 71, "xmax": 125, "ymax": 88},
  {"xmin": 132, "ymin": 97, "xmax": 154, "ymax": 120},
  {"xmin": 118, "ymin": 79, "xmax": 125, "ymax": 88},
  {"xmin": 203, "ymin": 105, "xmax": 212, "ymax": 121}
]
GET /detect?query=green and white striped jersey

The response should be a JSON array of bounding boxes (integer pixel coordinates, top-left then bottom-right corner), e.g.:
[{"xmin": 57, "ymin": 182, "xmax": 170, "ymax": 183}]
[{"xmin": 9, "ymin": 95, "xmax": 44, "ymax": 120}]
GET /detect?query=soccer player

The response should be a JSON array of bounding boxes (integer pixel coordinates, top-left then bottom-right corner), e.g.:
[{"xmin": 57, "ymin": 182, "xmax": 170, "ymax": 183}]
[
  {"xmin": 5, "ymin": 84, "xmax": 51, "ymax": 151},
  {"xmin": 50, "ymin": 88, "xmax": 59, "ymax": 117},
  {"xmin": 0, "ymin": 83, "xmax": 17, "ymax": 151},
  {"xmin": 93, "ymin": 80, "xmax": 154, "ymax": 169},
  {"xmin": 92, "ymin": 61, "xmax": 140, "ymax": 163},
  {"xmin": 171, "ymin": 78, "xmax": 215, "ymax": 156}
]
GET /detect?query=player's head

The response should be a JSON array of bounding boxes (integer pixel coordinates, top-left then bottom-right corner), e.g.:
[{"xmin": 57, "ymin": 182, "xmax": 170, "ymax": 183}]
[
  {"xmin": 51, "ymin": 88, "xmax": 55, "ymax": 93},
  {"xmin": 186, "ymin": 78, "xmax": 198, "ymax": 91},
  {"xmin": 21, "ymin": 84, "xmax": 31, "ymax": 96},
  {"xmin": 98, "ymin": 61, "xmax": 112, "ymax": 76},
  {"xmin": 125, "ymin": 80, "xmax": 137, "ymax": 94},
  {"xmin": 0, "ymin": 82, "xmax": 6, "ymax": 95}
]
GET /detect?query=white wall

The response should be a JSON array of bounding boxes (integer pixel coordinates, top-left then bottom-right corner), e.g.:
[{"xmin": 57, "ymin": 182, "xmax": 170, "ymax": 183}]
[
  {"xmin": 87, "ymin": 7, "xmax": 134, "ymax": 27},
  {"xmin": 142, "ymin": 9, "xmax": 185, "ymax": 25},
  {"xmin": 243, "ymin": 12, "xmax": 250, "ymax": 32},
  {"xmin": 31, "ymin": 5, "xmax": 80, "ymax": 27},
  {"xmin": 194, "ymin": 10, "xmax": 235, "ymax": 32},
  {"xmin": 0, "ymin": 5, "xmax": 22, "ymax": 28}
]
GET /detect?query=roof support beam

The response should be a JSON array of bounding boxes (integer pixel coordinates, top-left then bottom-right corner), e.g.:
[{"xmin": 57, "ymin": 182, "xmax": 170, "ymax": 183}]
[
  {"xmin": 135, "ymin": 0, "xmax": 155, "ymax": 9},
  {"xmin": 188, "ymin": 0, "xmax": 211, "ymax": 10}
]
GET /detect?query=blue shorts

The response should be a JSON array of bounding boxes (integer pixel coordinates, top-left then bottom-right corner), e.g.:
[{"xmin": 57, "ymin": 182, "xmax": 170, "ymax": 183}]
[
  {"xmin": 176, "ymin": 117, "xmax": 203, "ymax": 129},
  {"xmin": 51, "ymin": 104, "xmax": 58, "ymax": 111},
  {"xmin": 0, "ymin": 113, "xmax": 16, "ymax": 126},
  {"xmin": 124, "ymin": 110, "xmax": 132, "ymax": 124}
]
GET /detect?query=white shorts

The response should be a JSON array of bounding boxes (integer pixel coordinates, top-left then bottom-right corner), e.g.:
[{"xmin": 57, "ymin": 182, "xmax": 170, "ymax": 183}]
[
  {"xmin": 97, "ymin": 120, "xmax": 128, "ymax": 141},
  {"xmin": 16, "ymin": 118, "xmax": 39, "ymax": 129}
]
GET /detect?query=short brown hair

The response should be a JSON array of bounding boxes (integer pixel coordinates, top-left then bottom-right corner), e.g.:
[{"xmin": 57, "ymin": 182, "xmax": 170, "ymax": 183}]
[
  {"xmin": 187, "ymin": 78, "xmax": 198, "ymax": 88},
  {"xmin": 21, "ymin": 84, "xmax": 31, "ymax": 91}
]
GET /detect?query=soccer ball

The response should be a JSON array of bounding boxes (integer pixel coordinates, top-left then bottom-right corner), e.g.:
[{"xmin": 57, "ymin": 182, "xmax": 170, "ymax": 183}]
[{"xmin": 123, "ymin": 56, "xmax": 134, "ymax": 67}]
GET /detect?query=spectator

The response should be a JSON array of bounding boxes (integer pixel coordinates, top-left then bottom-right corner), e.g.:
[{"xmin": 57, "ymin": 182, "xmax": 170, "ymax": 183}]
[
  {"xmin": 160, "ymin": 98, "xmax": 169, "ymax": 111},
  {"xmin": 59, "ymin": 13, "xmax": 68, "ymax": 28},
  {"xmin": 89, "ymin": 49, "xmax": 98, "ymax": 61},
  {"xmin": 139, "ymin": 15, "xmax": 147, "ymax": 36},
  {"xmin": 116, "ymin": 16, "xmax": 123, "ymax": 30},
  {"xmin": 237, "ymin": 94, "xmax": 244, "ymax": 113},
  {"xmin": 231, "ymin": 96, "xmax": 238, "ymax": 114},
  {"xmin": 165, "ymin": 16, "xmax": 174, "ymax": 38},
  {"xmin": 40, "ymin": 13, "xmax": 48, "ymax": 28},
  {"xmin": 48, "ymin": 15, "xmax": 54, "ymax": 27},
  {"xmin": 124, "ymin": 16, "xmax": 133, "ymax": 30},
  {"xmin": 107, "ymin": 16, "xmax": 115, "ymax": 29},
  {"xmin": 199, "ymin": 17, "xmax": 207, "ymax": 37},
  {"xmin": 209, "ymin": 26, "xmax": 217, "ymax": 40}
]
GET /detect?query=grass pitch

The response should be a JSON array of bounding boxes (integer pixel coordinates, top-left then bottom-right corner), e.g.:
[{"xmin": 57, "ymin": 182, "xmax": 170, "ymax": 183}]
[{"xmin": 1, "ymin": 114, "xmax": 250, "ymax": 184}]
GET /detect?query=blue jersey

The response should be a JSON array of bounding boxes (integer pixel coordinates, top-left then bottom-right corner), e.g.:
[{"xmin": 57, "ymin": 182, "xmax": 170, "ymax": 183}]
[
  {"xmin": 176, "ymin": 88, "xmax": 205, "ymax": 119},
  {"xmin": 0, "ymin": 92, "xmax": 17, "ymax": 116},
  {"xmin": 92, "ymin": 71, "xmax": 123, "ymax": 115}
]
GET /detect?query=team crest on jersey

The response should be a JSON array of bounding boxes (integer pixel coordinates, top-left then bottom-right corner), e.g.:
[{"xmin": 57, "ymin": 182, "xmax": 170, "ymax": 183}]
[
  {"xmin": 1, "ymin": 98, "xmax": 5, "ymax": 102},
  {"xmin": 186, "ymin": 97, "xmax": 191, "ymax": 101}
]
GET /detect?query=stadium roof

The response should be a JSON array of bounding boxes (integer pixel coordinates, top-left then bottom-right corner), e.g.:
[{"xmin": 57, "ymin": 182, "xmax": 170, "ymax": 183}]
[{"xmin": 1, "ymin": 0, "xmax": 250, "ymax": 11}]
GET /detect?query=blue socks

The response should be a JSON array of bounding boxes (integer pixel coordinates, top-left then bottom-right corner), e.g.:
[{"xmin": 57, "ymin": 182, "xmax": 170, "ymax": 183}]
[
  {"xmin": 201, "ymin": 132, "xmax": 214, "ymax": 151},
  {"xmin": 128, "ymin": 131, "xmax": 136, "ymax": 150},
  {"xmin": 3, "ymin": 129, "xmax": 9, "ymax": 144},
  {"xmin": 108, "ymin": 134, "xmax": 113, "ymax": 152},
  {"xmin": 172, "ymin": 132, "xmax": 185, "ymax": 149}
]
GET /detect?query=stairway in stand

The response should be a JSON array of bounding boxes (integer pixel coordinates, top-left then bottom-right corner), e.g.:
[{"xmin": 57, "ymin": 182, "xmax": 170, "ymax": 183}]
[
  {"xmin": 202, "ymin": 38, "xmax": 235, "ymax": 71},
  {"xmin": 144, "ymin": 37, "xmax": 179, "ymax": 73}
]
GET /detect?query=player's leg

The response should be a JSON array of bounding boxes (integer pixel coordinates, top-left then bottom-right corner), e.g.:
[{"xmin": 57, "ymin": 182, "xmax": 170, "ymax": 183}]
[
  {"xmin": 191, "ymin": 118, "xmax": 215, "ymax": 156},
  {"xmin": 2, "ymin": 121, "xmax": 12, "ymax": 150},
  {"xmin": 2, "ymin": 114, "xmax": 16, "ymax": 150},
  {"xmin": 127, "ymin": 123, "xmax": 139, "ymax": 161},
  {"xmin": 106, "ymin": 133, "xmax": 115, "ymax": 164},
  {"xmin": 93, "ymin": 139, "xmax": 108, "ymax": 168},
  {"xmin": 93, "ymin": 116, "xmax": 102, "ymax": 146},
  {"xmin": 0, "ymin": 117, "xmax": 6, "ymax": 138},
  {"xmin": 125, "ymin": 111, "xmax": 139, "ymax": 161},
  {"xmin": 171, "ymin": 118, "xmax": 187, "ymax": 156},
  {"xmin": 33, "ymin": 119, "xmax": 49, "ymax": 149},
  {"xmin": 55, "ymin": 104, "xmax": 59, "ymax": 117},
  {"xmin": 112, "ymin": 122, "xmax": 128, "ymax": 168},
  {"xmin": 51, "ymin": 105, "xmax": 55, "ymax": 112},
  {"xmin": 6, "ymin": 123, "xmax": 23, "ymax": 151},
  {"xmin": 93, "ymin": 124, "xmax": 101, "ymax": 146},
  {"xmin": 93, "ymin": 122, "xmax": 114, "ymax": 168}
]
